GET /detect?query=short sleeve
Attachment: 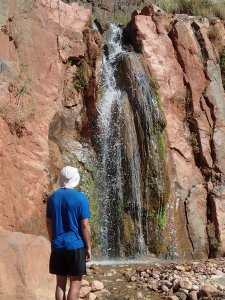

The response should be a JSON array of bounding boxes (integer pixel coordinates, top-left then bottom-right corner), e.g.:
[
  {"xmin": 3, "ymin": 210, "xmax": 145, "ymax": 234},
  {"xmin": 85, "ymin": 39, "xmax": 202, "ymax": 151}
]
[
  {"xmin": 80, "ymin": 193, "xmax": 91, "ymax": 220},
  {"xmin": 46, "ymin": 197, "xmax": 52, "ymax": 219}
]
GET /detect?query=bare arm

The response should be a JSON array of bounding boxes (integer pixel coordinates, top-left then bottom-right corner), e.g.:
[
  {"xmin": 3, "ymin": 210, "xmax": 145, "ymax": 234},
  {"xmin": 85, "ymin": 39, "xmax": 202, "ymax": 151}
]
[
  {"xmin": 46, "ymin": 218, "xmax": 53, "ymax": 242},
  {"xmin": 81, "ymin": 218, "xmax": 92, "ymax": 260}
]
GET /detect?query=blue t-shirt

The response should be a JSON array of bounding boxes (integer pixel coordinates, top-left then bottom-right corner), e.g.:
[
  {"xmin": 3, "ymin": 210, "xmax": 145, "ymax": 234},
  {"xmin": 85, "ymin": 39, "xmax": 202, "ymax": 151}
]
[{"xmin": 46, "ymin": 188, "xmax": 91, "ymax": 251}]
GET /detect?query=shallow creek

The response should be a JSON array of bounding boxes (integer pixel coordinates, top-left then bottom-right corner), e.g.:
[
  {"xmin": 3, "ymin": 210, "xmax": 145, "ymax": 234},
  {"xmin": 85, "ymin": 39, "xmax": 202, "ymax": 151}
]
[
  {"xmin": 85, "ymin": 258, "xmax": 225, "ymax": 299},
  {"xmin": 85, "ymin": 259, "xmax": 173, "ymax": 299}
]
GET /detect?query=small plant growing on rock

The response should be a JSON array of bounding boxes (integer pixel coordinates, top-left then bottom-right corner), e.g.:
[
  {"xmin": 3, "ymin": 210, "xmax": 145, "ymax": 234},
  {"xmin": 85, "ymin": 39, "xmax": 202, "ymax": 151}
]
[
  {"xmin": 14, "ymin": 63, "xmax": 32, "ymax": 101},
  {"xmin": 208, "ymin": 26, "xmax": 221, "ymax": 43},
  {"xmin": 148, "ymin": 207, "xmax": 166, "ymax": 229},
  {"xmin": 188, "ymin": 132, "xmax": 200, "ymax": 153},
  {"xmin": 0, "ymin": 97, "xmax": 35, "ymax": 135},
  {"xmin": 0, "ymin": 64, "xmax": 34, "ymax": 135},
  {"xmin": 13, "ymin": 27, "xmax": 23, "ymax": 49},
  {"xmin": 74, "ymin": 61, "xmax": 88, "ymax": 93},
  {"xmin": 150, "ymin": 75, "xmax": 161, "ymax": 106}
]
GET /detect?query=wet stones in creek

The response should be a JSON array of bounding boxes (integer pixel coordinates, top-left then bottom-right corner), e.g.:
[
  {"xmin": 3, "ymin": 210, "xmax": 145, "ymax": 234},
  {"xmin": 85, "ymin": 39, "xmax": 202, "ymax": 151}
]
[{"xmin": 85, "ymin": 259, "xmax": 225, "ymax": 299}]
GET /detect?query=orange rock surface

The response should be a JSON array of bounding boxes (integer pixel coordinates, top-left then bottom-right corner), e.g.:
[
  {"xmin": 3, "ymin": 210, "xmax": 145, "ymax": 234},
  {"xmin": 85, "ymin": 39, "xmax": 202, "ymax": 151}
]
[
  {"xmin": 128, "ymin": 5, "xmax": 225, "ymax": 258},
  {"xmin": 0, "ymin": 0, "xmax": 91, "ymax": 234}
]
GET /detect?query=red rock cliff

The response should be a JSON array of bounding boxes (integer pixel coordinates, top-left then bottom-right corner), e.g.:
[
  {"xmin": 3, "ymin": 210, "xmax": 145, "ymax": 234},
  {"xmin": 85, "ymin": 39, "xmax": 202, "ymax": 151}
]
[
  {"xmin": 0, "ymin": 0, "xmax": 100, "ymax": 234},
  {"xmin": 127, "ymin": 5, "xmax": 225, "ymax": 259}
]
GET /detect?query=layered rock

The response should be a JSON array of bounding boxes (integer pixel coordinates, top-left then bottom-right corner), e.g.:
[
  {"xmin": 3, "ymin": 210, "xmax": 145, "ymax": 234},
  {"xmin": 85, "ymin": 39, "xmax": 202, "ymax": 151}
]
[
  {"xmin": 64, "ymin": 0, "xmax": 150, "ymax": 24},
  {"xmin": 127, "ymin": 5, "xmax": 225, "ymax": 259},
  {"xmin": 0, "ymin": 0, "xmax": 101, "ymax": 235}
]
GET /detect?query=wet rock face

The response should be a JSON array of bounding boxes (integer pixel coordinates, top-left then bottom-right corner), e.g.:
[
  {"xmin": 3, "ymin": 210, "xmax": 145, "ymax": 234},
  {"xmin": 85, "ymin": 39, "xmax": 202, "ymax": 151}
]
[
  {"xmin": 127, "ymin": 5, "xmax": 225, "ymax": 259},
  {"xmin": 114, "ymin": 53, "xmax": 169, "ymax": 254},
  {"xmin": 0, "ymin": 0, "xmax": 100, "ymax": 234}
]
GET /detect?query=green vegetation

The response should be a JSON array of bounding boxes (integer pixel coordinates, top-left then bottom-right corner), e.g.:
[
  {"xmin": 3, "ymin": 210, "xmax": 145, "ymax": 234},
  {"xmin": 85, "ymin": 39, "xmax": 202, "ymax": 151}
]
[
  {"xmin": 113, "ymin": 12, "xmax": 131, "ymax": 25},
  {"xmin": 85, "ymin": 177, "xmax": 101, "ymax": 255},
  {"xmin": 220, "ymin": 49, "xmax": 225, "ymax": 90},
  {"xmin": 153, "ymin": 118, "xmax": 166, "ymax": 159},
  {"xmin": 93, "ymin": 9, "xmax": 131, "ymax": 26},
  {"xmin": 150, "ymin": 0, "xmax": 225, "ymax": 20},
  {"xmin": 150, "ymin": 75, "xmax": 161, "ymax": 107},
  {"xmin": 93, "ymin": 0, "xmax": 225, "ymax": 26},
  {"xmin": 0, "ymin": 63, "xmax": 34, "ymax": 133},
  {"xmin": 74, "ymin": 61, "xmax": 88, "ymax": 93},
  {"xmin": 188, "ymin": 132, "xmax": 200, "ymax": 153},
  {"xmin": 0, "ymin": 98, "xmax": 35, "ymax": 132},
  {"xmin": 11, "ymin": 64, "xmax": 33, "ymax": 102},
  {"xmin": 148, "ymin": 207, "xmax": 167, "ymax": 229},
  {"xmin": 158, "ymin": 131, "xmax": 165, "ymax": 158}
]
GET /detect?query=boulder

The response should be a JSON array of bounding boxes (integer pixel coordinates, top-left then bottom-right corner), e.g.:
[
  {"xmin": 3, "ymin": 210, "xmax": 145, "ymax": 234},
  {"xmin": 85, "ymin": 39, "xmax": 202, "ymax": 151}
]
[
  {"xmin": 88, "ymin": 292, "xmax": 97, "ymax": 300},
  {"xmin": 0, "ymin": 229, "xmax": 54, "ymax": 300},
  {"xmin": 79, "ymin": 286, "xmax": 92, "ymax": 298},
  {"xmin": 91, "ymin": 280, "xmax": 104, "ymax": 291},
  {"xmin": 198, "ymin": 284, "xmax": 224, "ymax": 298}
]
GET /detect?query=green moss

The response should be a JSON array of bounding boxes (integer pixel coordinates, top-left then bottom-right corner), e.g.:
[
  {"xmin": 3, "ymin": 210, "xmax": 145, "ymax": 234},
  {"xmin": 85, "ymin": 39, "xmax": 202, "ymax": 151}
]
[
  {"xmin": 158, "ymin": 132, "xmax": 165, "ymax": 158},
  {"xmin": 147, "ymin": 207, "xmax": 167, "ymax": 229},
  {"xmin": 153, "ymin": 120, "xmax": 166, "ymax": 159},
  {"xmin": 74, "ymin": 61, "xmax": 88, "ymax": 93},
  {"xmin": 150, "ymin": 75, "xmax": 161, "ymax": 107}
]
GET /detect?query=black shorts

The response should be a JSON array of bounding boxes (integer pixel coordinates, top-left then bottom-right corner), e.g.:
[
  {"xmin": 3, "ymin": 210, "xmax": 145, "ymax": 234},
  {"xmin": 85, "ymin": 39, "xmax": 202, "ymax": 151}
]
[{"xmin": 49, "ymin": 247, "xmax": 86, "ymax": 276}]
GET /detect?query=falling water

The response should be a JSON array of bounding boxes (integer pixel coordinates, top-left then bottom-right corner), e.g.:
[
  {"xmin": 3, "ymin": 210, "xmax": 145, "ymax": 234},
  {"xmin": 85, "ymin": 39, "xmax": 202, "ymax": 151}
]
[
  {"xmin": 97, "ymin": 24, "xmax": 132, "ymax": 257},
  {"xmin": 96, "ymin": 23, "xmax": 167, "ymax": 258}
]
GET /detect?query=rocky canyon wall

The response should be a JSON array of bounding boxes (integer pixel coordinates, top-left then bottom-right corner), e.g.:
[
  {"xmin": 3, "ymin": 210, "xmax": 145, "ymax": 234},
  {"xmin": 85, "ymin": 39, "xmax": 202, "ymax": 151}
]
[
  {"xmin": 0, "ymin": 2, "xmax": 225, "ymax": 295},
  {"xmin": 126, "ymin": 5, "xmax": 225, "ymax": 259},
  {"xmin": 0, "ymin": 0, "xmax": 101, "ymax": 298},
  {"xmin": 0, "ymin": 0, "xmax": 100, "ymax": 235}
]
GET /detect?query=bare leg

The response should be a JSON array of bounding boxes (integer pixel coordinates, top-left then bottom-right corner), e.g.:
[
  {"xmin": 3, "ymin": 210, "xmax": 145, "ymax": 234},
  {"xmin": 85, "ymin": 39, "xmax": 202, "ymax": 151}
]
[
  {"xmin": 55, "ymin": 275, "xmax": 67, "ymax": 300},
  {"xmin": 67, "ymin": 276, "xmax": 82, "ymax": 300}
]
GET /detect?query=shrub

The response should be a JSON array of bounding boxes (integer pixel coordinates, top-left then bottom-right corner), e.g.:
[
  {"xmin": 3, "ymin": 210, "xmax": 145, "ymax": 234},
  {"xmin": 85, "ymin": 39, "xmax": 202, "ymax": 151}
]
[
  {"xmin": 0, "ymin": 98, "xmax": 35, "ymax": 132},
  {"xmin": 188, "ymin": 132, "xmax": 200, "ymax": 153},
  {"xmin": 74, "ymin": 61, "xmax": 88, "ymax": 93},
  {"xmin": 208, "ymin": 26, "xmax": 221, "ymax": 42}
]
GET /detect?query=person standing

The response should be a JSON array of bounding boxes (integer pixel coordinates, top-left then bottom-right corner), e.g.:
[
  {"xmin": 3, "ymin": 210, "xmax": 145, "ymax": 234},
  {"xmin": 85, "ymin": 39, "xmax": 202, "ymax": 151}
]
[{"xmin": 46, "ymin": 166, "xmax": 91, "ymax": 300}]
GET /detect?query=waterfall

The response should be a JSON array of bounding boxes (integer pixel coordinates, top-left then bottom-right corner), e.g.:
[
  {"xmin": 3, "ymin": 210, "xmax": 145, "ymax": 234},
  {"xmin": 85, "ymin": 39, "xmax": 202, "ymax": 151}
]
[{"xmin": 96, "ymin": 23, "xmax": 167, "ymax": 258}]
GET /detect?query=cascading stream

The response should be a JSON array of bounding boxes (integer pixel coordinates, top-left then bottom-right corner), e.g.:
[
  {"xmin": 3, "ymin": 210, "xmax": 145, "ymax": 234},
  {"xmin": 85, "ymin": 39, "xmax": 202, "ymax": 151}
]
[
  {"xmin": 96, "ymin": 23, "xmax": 169, "ymax": 258},
  {"xmin": 97, "ymin": 24, "xmax": 129, "ymax": 257}
]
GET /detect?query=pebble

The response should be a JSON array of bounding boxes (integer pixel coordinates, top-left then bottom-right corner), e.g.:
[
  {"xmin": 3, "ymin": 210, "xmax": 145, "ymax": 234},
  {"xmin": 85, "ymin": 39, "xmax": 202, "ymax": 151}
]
[
  {"xmin": 119, "ymin": 258, "xmax": 225, "ymax": 300},
  {"xmin": 83, "ymin": 258, "xmax": 225, "ymax": 300},
  {"xmin": 137, "ymin": 291, "xmax": 143, "ymax": 298},
  {"xmin": 105, "ymin": 272, "xmax": 113, "ymax": 276},
  {"xmin": 116, "ymin": 278, "xmax": 124, "ymax": 282}
]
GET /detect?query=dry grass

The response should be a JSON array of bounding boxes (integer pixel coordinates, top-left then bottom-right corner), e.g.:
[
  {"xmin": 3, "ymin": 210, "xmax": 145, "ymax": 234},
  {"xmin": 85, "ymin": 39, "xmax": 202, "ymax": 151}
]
[
  {"xmin": 0, "ymin": 98, "xmax": 35, "ymax": 133},
  {"xmin": 150, "ymin": 0, "xmax": 225, "ymax": 20}
]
